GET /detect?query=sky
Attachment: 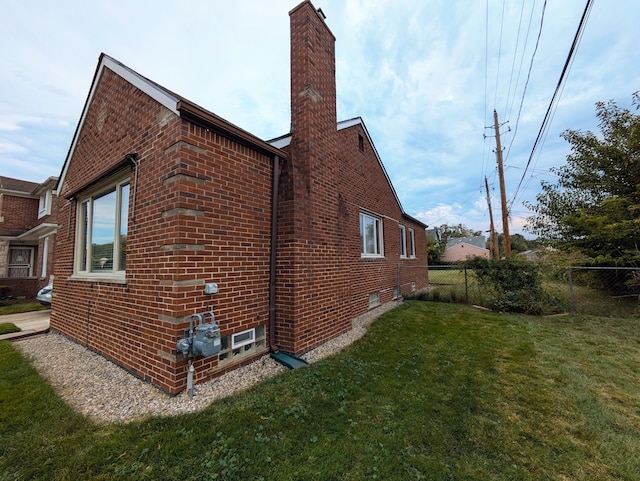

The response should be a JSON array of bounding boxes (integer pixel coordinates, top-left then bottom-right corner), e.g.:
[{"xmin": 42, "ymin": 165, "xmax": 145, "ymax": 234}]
[{"xmin": 1, "ymin": 0, "xmax": 638, "ymax": 238}]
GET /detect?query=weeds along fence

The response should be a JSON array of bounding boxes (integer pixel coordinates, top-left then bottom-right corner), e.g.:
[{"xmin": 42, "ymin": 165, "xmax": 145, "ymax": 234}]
[
  {"xmin": 396, "ymin": 265, "xmax": 429, "ymax": 298},
  {"xmin": 425, "ymin": 264, "xmax": 640, "ymax": 317}
]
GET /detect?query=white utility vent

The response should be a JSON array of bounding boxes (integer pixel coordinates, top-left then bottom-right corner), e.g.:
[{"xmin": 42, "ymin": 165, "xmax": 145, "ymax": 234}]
[{"xmin": 232, "ymin": 328, "xmax": 256, "ymax": 349}]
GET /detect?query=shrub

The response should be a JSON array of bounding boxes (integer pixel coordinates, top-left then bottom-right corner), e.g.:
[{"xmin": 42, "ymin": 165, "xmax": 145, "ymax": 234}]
[{"xmin": 466, "ymin": 256, "xmax": 547, "ymax": 314}]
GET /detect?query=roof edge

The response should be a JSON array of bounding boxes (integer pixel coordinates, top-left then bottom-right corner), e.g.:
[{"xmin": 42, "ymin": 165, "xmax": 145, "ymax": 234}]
[
  {"xmin": 56, "ymin": 54, "xmax": 181, "ymax": 195},
  {"xmin": 177, "ymin": 100, "xmax": 286, "ymax": 159}
]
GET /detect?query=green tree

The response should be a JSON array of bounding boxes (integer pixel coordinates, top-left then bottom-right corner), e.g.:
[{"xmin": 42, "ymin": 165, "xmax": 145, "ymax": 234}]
[
  {"xmin": 426, "ymin": 235, "xmax": 442, "ymax": 264},
  {"xmin": 525, "ymin": 92, "xmax": 640, "ymax": 265},
  {"xmin": 438, "ymin": 223, "xmax": 482, "ymax": 240}
]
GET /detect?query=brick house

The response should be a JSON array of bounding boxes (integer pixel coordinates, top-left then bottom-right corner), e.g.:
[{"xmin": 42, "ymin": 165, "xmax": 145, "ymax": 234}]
[
  {"xmin": 0, "ymin": 176, "xmax": 58, "ymax": 298},
  {"xmin": 51, "ymin": 0, "xmax": 428, "ymax": 394}
]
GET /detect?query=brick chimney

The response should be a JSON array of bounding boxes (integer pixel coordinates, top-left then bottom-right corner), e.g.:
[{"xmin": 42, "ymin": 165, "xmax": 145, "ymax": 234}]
[{"xmin": 275, "ymin": 1, "xmax": 351, "ymax": 355}]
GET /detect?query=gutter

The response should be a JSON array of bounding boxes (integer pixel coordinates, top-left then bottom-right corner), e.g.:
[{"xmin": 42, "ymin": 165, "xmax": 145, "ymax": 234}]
[
  {"xmin": 268, "ymin": 156, "xmax": 281, "ymax": 352},
  {"xmin": 267, "ymin": 155, "xmax": 308, "ymax": 370}
]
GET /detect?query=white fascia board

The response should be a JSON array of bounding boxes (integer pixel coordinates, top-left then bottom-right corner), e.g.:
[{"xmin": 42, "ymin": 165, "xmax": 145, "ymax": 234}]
[
  {"xmin": 101, "ymin": 56, "xmax": 179, "ymax": 115},
  {"xmin": 57, "ymin": 55, "xmax": 180, "ymax": 194},
  {"xmin": 269, "ymin": 135, "xmax": 291, "ymax": 148}
]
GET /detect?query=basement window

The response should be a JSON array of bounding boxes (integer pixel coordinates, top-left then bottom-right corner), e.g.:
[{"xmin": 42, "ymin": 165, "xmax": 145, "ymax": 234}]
[
  {"xmin": 232, "ymin": 328, "xmax": 255, "ymax": 349},
  {"xmin": 218, "ymin": 325, "xmax": 267, "ymax": 368},
  {"xmin": 368, "ymin": 292, "xmax": 380, "ymax": 309}
]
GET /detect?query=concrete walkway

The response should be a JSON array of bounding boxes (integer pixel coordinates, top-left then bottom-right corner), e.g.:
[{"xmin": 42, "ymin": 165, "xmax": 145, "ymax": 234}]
[{"xmin": 0, "ymin": 309, "xmax": 50, "ymax": 341}]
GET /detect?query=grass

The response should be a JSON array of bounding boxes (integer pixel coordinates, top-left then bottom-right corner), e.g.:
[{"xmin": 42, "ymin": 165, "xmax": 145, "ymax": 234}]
[
  {"xmin": 0, "ymin": 301, "xmax": 47, "ymax": 316},
  {"xmin": 1, "ymin": 301, "xmax": 639, "ymax": 480},
  {"xmin": 0, "ymin": 323, "xmax": 20, "ymax": 335}
]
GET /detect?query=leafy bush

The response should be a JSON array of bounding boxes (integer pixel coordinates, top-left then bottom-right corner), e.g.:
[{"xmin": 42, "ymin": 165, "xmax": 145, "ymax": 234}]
[{"xmin": 466, "ymin": 257, "xmax": 548, "ymax": 314}]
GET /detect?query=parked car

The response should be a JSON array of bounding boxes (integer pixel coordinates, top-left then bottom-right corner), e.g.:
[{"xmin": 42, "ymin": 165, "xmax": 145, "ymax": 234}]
[{"xmin": 36, "ymin": 283, "xmax": 53, "ymax": 307}]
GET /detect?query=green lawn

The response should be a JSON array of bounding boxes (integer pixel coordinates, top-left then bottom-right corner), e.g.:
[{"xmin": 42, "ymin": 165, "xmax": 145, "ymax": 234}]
[
  {"xmin": 1, "ymin": 301, "xmax": 638, "ymax": 480},
  {"xmin": 0, "ymin": 301, "xmax": 47, "ymax": 316},
  {"xmin": 0, "ymin": 323, "xmax": 20, "ymax": 335}
]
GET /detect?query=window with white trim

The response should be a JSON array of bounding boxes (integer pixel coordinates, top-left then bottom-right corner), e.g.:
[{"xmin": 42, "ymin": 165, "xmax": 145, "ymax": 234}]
[
  {"xmin": 38, "ymin": 190, "xmax": 52, "ymax": 218},
  {"xmin": 41, "ymin": 236, "xmax": 49, "ymax": 278},
  {"xmin": 360, "ymin": 212, "xmax": 383, "ymax": 257},
  {"xmin": 218, "ymin": 325, "xmax": 267, "ymax": 367},
  {"xmin": 408, "ymin": 228, "xmax": 416, "ymax": 258},
  {"xmin": 399, "ymin": 225, "xmax": 407, "ymax": 258},
  {"xmin": 75, "ymin": 173, "xmax": 130, "ymax": 277},
  {"xmin": 8, "ymin": 247, "xmax": 34, "ymax": 278}
]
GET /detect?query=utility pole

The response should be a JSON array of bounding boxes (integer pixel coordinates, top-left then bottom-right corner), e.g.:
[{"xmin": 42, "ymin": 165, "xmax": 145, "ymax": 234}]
[
  {"xmin": 493, "ymin": 109, "xmax": 511, "ymax": 257},
  {"xmin": 485, "ymin": 176, "xmax": 499, "ymax": 259}
]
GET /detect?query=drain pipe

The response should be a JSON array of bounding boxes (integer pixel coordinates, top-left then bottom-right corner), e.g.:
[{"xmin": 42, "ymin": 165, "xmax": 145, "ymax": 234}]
[
  {"xmin": 187, "ymin": 359, "xmax": 195, "ymax": 400},
  {"xmin": 268, "ymin": 156, "xmax": 281, "ymax": 352}
]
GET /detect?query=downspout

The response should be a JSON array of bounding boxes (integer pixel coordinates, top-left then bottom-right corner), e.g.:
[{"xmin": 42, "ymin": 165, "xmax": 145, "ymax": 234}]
[{"xmin": 268, "ymin": 155, "xmax": 281, "ymax": 352}]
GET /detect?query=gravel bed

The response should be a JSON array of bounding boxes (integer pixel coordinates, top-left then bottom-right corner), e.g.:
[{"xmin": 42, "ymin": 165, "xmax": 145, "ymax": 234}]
[{"xmin": 14, "ymin": 301, "xmax": 400, "ymax": 424}]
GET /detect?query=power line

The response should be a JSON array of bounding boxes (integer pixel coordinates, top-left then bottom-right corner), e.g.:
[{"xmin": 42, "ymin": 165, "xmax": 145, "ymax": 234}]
[
  {"xmin": 510, "ymin": 0, "xmax": 595, "ymax": 208},
  {"xmin": 503, "ymin": 0, "xmax": 527, "ymax": 118},
  {"xmin": 505, "ymin": 0, "xmax": 538, "ymax": 131},
  {"xmin": 504, "ymin": 0, "xmax": 547, "ymax": 164},
  {"xmin": 493, "ymin": 0, "xmax": 507, "ymax": 109}
]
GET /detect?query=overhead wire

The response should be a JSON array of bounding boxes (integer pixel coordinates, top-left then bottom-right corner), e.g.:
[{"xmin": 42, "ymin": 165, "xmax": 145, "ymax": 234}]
[
  {"xmin": 504, "ymin": 0, "xmax": 547, "ymax": 163},
  {"xmin": 509, "ymin": 0, "xmax": 595, "ymax": 208},
  {"xmin": 502, "ymin": 0, "xmax": 527, "ymax": 120},
  {"xmin": 493, "ymin": 0, "xmax": 507, "ymax": 109},
  {"xmin": 505, "ymin": 0, "xmax": 538, "ymax": 133},
  {"xmin": 481, "ymin": 0, "xmax": 491, "ymax": 180}
]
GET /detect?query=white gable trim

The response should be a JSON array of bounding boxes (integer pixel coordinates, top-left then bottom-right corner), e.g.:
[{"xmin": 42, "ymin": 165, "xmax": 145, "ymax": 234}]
[
  {"xmin": 102, "ymin": 56, "xmax": 179, "ymax": 114},
  {"xmin": 56, "ymin": 54, "xmax": 179, "ymax": 195},
  {"xmin": 267, "ymin": 117, "xmax": 406, "ymax": 218}
]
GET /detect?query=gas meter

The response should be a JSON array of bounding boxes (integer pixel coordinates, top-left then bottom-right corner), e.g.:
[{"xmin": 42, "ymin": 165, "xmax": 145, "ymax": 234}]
[{"xmin": 176, "ymin": 311, "xmax": 221, "ymax": 358}]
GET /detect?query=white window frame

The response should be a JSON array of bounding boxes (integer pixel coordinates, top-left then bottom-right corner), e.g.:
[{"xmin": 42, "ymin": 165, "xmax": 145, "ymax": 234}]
[
  {"xmin": 7, "ymin": 246, "xmax": 34, "ymax": 278},
  {"xmin": 41, "ymin": 236, "xmax": 49, "ymax": 278},
  {"xmin": 38, "ymin": 190, "xmax": 52, "ymax": 218},
  {"xmin": 360, "ymin": 211, "xmax": 384, "ymax": 258},
  {"xmin": 73, "ymin": 172, "xmax": 130, "ymax": 282},
  {"xmin": 408, "ymin": 228, "xmax": 416, "ymax": 258},
  {"xmin": 232, "ymin": 328, "xmax": 256, "ymax": 349},
  {"xmin": 399, "ymin": 225, "xmax": 407, "ymax": 258}
]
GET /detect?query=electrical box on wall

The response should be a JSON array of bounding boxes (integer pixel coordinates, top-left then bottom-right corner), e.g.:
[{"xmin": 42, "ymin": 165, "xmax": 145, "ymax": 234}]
[{"xmin": 204, "ymin": 283, "xmax": 218, "ymax": 295}]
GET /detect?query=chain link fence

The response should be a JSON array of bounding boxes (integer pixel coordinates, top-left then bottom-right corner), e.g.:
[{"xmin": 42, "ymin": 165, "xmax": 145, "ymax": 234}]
[{"xmin": 423, "ymin": 264, "xmax": 640, "ymax": 317}]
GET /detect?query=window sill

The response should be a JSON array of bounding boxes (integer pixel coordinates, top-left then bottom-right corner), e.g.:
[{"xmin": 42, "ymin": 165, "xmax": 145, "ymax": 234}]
[
  {"xmin": 69, "ymin": 274, "xmax": 127, "ymax": 285},
  {"xmin": 360, "ymin": 255, "xmax": 386, "ymax": 260}
]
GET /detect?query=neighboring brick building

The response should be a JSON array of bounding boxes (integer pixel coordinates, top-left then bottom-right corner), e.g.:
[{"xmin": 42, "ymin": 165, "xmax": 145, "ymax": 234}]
[
  {"xmin": 0, "ymin": 176, "xmax": 58, "ymax": 298},
  {"xmin": 51, "ymin": 0, "xmax": 428, "ymax": 394}
]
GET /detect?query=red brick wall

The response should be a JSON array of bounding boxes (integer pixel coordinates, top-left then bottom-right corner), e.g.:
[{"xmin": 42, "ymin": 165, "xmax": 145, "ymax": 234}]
[
  {"xmin": 0, "ymin": 278, "xmax": 39, "ymax": 299},
  {"xmin": 52, "ymin": 67, "xmax": 274, "ymax": 394},
  {"xmin": 51, "ymin": 1, "xmax": 428, "ymax": 394},
  {"xmin": 1, "ymin": 195, "xmax": 38, "ymax": 232},
  {"xmin": 276, "ymin": 1, "xmax": 427, "ymax": 357},
  {"xmin": 277, "ymin": 1, "xmax": 352, "ymax": 355},
  {"xmin": 337, "ymin": 124, "xmax": 428, "ymax": 310}
]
